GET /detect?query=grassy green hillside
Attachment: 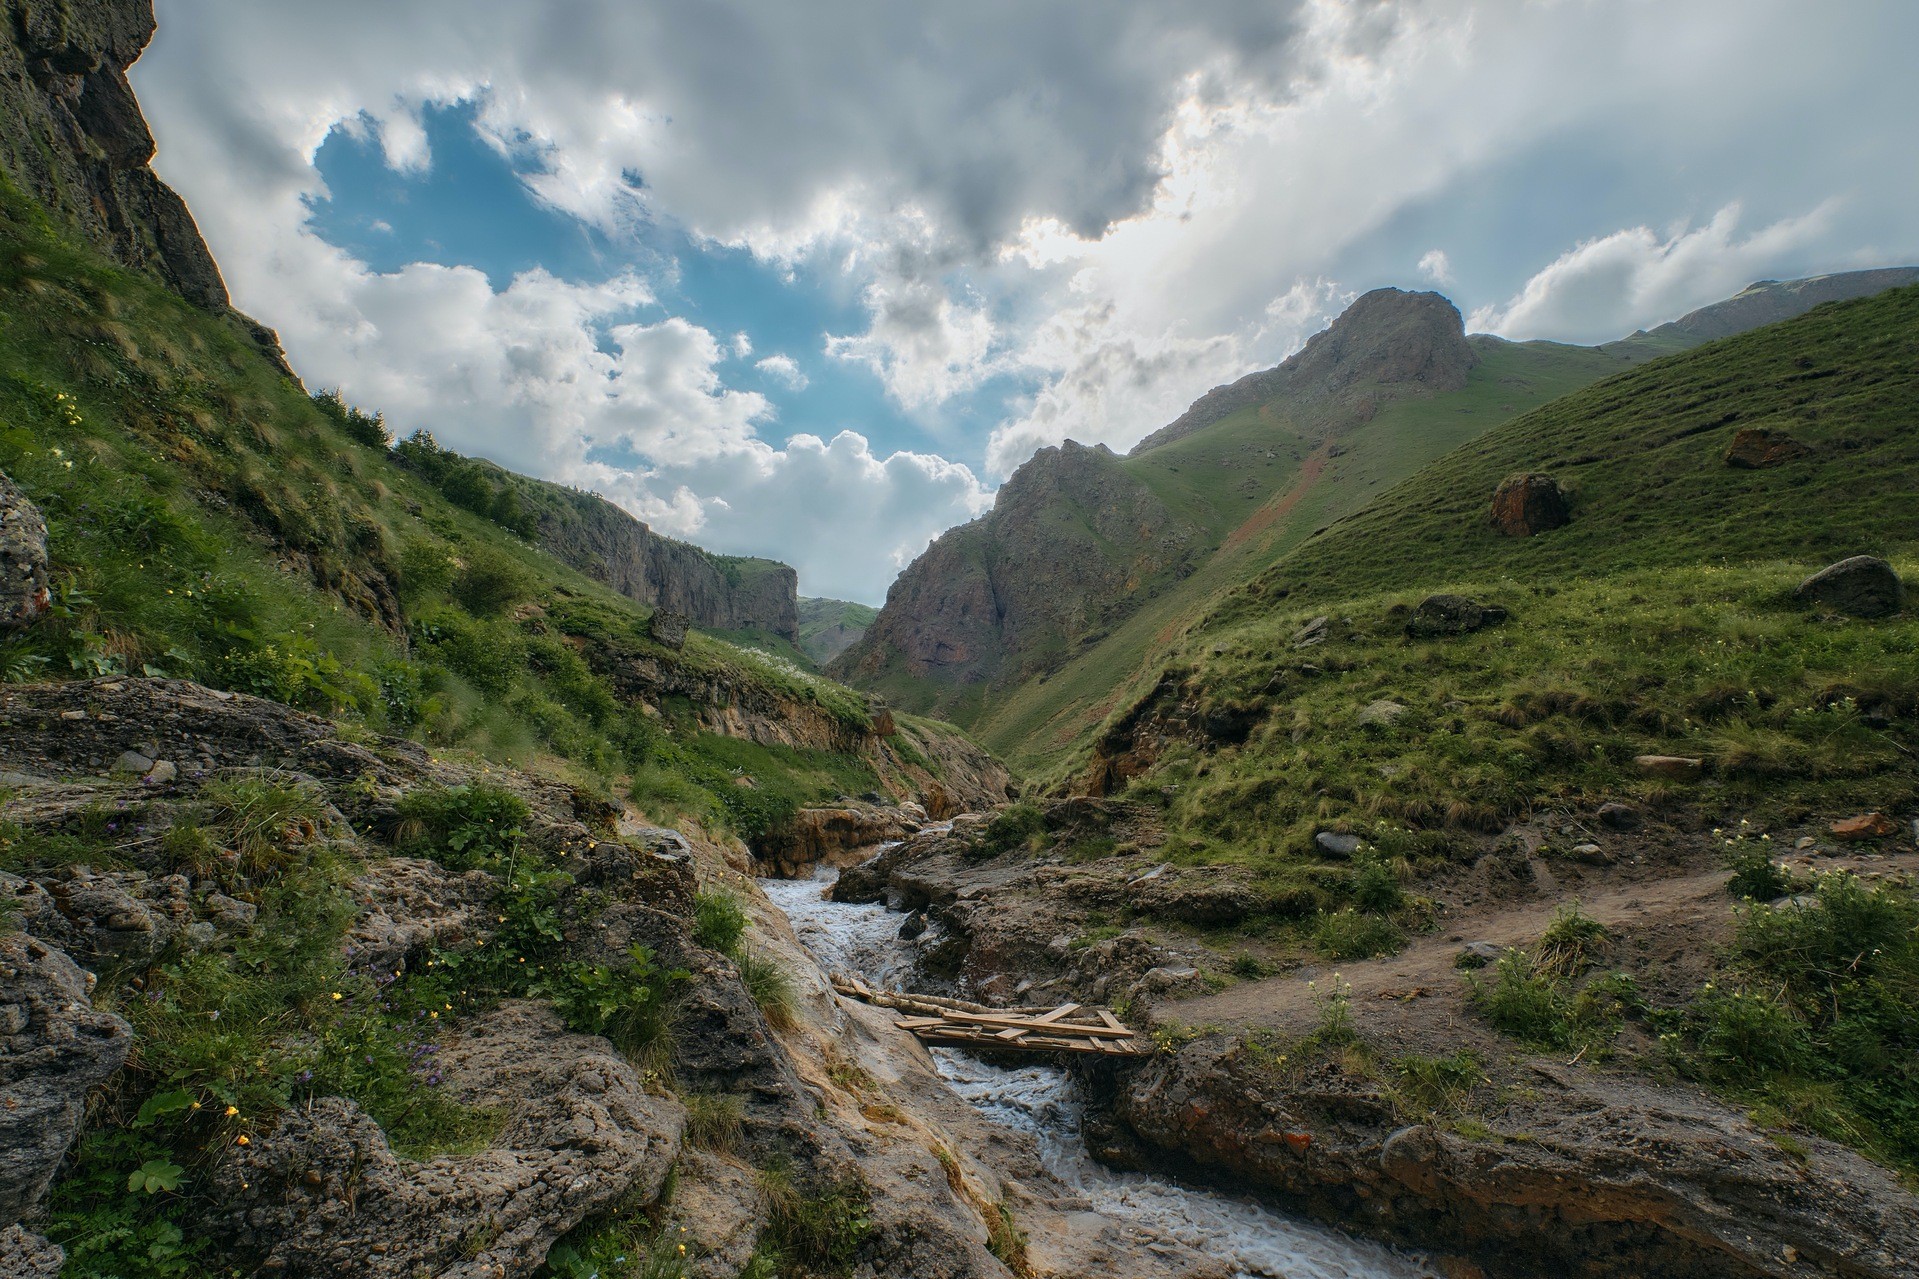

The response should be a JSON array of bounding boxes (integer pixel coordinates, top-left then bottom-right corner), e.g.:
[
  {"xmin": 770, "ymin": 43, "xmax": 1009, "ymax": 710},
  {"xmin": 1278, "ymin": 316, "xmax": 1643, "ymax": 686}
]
[
  {"xmin": 0, "ymin": 177, "xmax": 934, "ymax": 841},
  {"xmin": 798, "ymin": 597, "xmax": 878, "ymax": 666},
  {"xmin": 1048, "ymin": 286, "xmax": 1919, "ymax": 843},
  {"xmin": 975, "ymin": 338, "xmax": 1646, "ymax": 766}
]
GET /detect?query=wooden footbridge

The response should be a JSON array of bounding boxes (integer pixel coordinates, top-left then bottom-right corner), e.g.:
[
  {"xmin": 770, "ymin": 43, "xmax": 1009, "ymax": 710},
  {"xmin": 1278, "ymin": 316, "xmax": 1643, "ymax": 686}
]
[{"xmin": 831, "ymin": 974, "xmax": 1150, "ymax": 1057}]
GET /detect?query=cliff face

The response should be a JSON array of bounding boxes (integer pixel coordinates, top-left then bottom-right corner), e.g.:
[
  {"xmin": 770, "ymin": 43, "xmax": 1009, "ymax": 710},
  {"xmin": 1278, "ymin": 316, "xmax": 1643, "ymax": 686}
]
[
  {"xmin": 1131, "ymin": 287, "xmax": 1477, "ymax": 455},
  {"xmin": 830, "ymin": 440, "xmax": 1204, "ymax": 696},
  {"xmin": 0, "ymin": 0, "xmax": 288, "ymax": 371},
  {"xmin": 524, "ymin": 480, "xmax": 799, "ymax": 639}
]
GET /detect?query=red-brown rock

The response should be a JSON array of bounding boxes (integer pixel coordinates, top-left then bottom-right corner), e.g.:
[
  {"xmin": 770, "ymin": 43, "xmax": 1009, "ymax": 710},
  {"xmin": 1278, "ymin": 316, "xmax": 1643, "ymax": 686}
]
[
  {"xmin": 1831, "ymin": 812, "xmax": 1899, "ymax": 841},
  {"xmin": 1724, "ymin": 427, "xmax": 1811, "ymax": 469},
  {"xmin": 1489, "ymin": 472, "xmax": 1570, "ymax": 537}
]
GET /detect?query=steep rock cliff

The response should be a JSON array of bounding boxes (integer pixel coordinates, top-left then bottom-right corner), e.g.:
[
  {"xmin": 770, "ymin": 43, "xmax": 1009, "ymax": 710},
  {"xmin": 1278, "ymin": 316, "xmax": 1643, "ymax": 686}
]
[
  {"xmin": 830, "ymin": 440, "xmax": 1205, "ymax": 699},
  {"xmin": 0, "ymin": 0, "xmax": 288, "ymax": 369}
]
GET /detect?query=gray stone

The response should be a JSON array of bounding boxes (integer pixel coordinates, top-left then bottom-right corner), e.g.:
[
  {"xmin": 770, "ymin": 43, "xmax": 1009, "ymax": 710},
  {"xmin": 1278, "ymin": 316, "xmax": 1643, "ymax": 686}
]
[
  {"xmin": 1356, "ymin": 699, "xmax": 1408, "ymax": 727},
  {"xmin": 1457, "ymin": 940, "xmax": 1507, "ymax": 968},
  {"xmin": 1316, "ymin": 831, "xmax": 1364, "ymax": 858},
  {"xmin": 143, "ymin": 759, "xmax": 178, "ymax": 784},
  {"xmin": 1636, "ymin": 754, "xmax": 1703, "ymax": 778},
  {"xmin": 0, "ymin": 934, "xmax": 133, "ymax": 1225},
  {"xmin": 1568, "ymin": 842, "xmax": 1614, "ymax": 866},
  {"xmin": 648, "ymin": 609, "xmax": 691, "ymax": 650},
  {"xmin": 0, "ymin": 1225, "xmax": 62, "ymax": 1278},
  {"xmin": 1291, "ymin": 616, "xmax": 1330, "ymax": 649},
  {"xmin": 1794, "ymin": 555, "xmax": 1903, "ymax": 618},
  {"xmin": 1596, "ymin": 801, "xmax": 1642, "ymax": 831},
  {"xmin": 0, "ymin": 472, "xmax": 49, "ymax": 632},
  {"xmin": 113, "ymin": 749, "xmax": 153, "ymax": 774},
  {"xmin": 1405, "ymin": 594, "xmax": 1509, "ymax": 638}
]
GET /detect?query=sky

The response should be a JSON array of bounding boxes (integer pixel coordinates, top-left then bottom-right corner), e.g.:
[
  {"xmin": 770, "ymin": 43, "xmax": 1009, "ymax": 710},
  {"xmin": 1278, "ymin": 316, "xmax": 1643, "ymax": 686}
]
[{"xmin": 133, "ymin": 0, "xmax": 1919, "ymax": 603}]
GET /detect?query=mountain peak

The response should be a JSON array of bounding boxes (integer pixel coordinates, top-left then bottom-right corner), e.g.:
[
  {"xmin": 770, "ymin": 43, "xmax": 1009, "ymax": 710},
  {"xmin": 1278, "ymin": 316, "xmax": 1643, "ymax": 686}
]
[{"xmin": 1130, "ymin": 286, "xmax": 1475, "ymax": 455}]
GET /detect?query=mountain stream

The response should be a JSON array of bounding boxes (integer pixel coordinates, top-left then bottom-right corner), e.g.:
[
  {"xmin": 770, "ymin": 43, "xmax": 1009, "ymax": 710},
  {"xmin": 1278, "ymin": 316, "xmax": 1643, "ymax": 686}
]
[{"xmin": 760, "ymin": 862, "xmax": 1436, "ymax": 1279}]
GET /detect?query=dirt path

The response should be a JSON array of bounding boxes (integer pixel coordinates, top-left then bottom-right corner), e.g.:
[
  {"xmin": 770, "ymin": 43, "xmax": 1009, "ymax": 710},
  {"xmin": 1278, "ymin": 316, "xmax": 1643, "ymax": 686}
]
[{"xmin": 1161, "ymin": 849, "xmax": 1919, "ymax": 1043}]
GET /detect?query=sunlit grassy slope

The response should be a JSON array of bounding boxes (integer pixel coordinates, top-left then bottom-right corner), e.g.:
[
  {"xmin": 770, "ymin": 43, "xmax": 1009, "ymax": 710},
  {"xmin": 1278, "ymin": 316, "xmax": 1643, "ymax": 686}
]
[
  {"xmin": 975, "ymin": 338, "xmax": 1649, "ymax": 766},
  {"xmin": 0, "ymin": 176, "xmax": 932, "ymax": 838},
  {"xmin": 1024, "ymin": 285, "xmax": 1919, "ymax": 824}
]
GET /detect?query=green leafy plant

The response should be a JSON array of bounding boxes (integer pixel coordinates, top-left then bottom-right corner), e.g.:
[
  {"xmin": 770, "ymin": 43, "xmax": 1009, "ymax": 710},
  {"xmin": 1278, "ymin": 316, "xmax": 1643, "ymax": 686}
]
[
  {"xmin": 693, "ymin": 889, "xmax": 750, "ymax": 957},
  {"xmin": 544, "ymin": 943, "xmax": 686, "ymax": 1063},
  {"xmin": 394, "ymin": 783, "xmax": 530, "ymax": 869}
]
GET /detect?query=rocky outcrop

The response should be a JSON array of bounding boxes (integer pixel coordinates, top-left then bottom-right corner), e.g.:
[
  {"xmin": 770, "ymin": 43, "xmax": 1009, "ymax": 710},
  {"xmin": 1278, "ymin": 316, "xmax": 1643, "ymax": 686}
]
[
  {"xmin": 209, "ymin": 1003, "xmax": 684, "ymax": 1279},
  {"xmin": 831, "ymin": 440, "xmax": 1206, "ymax": 696},
  {"xmin": 0, "ymin": 928, "xmax": 133, "ymax": 1227},
  {"xmin": 1405, "ymin": 593, "xmax": 1508, "ymax": 638},
  {"xmin": 755, "ymin": 804, "xmax": 918, "ymax": 877},
  {"xmin": 0, "ymin": 470, "xmax": 49, "ymax": 630},
  {"xmin": 1794, "ymin": 555, "xmax": 1903, "ymax": 618},
  {"xmin": 1130, "ymin": 288, "xmax": 1479, "ymax": 456},
  {"xmin": 1104, "ymin": 1042, "xmax": 1919, "ymax": 1279},
  {"xmin": 0, "ymin": 0, "xmax": 290, "ymax": 371},
  {"xmin": 1489, "ymin": 471, "xmax": 1570, "ymax": 536},
  {"xmin": 521, "ymin": 477, "xmax": 799, "ymax": 639},
  {"xmin": 1724, "ymin": 427, "xmax": 1811, "ymax": 469}
]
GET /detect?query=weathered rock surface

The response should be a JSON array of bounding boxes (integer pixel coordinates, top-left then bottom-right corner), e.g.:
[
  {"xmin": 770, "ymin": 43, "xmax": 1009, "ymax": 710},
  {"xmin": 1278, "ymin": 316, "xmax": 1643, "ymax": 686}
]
[
  {"xmin": 1794, "ymin": 555, "xmax": 1903, "ymax": 618},
  {"xmin": 755, "ymin": 804, "xmax": 918, "ymax": 877},
  {"xmin": 1106, "ymin": 1041, "xmax": 1919, "ymax": 1279},
  {"xmin": 649, "ymin": 608, "xmax": 691, "ymax": 649},
  {"xmin": 209, "ymin": 1002, "xmax": 684, "ymax": 1278},
  {"xmin": 344, "ymin": 857, "xmax": 498, "ymax": 975},
  {"xmin": 0, "ymin": 470, "xmax": 50, "ymax": 631},
  {"xmin": 0, "ymin": 930, "xmax": 133, "ymax": 1226},
  {"xmin": 1405, "ymin": 593, "xmax": 1508, "ymax": 638},
  {"xmin": 1831, "ymin": 812, "xmax": 1898, "ymax": 841},
  {"xmin": 1489, "ymin": 472, "xmax": 1570, "ymax": 536},
  {"xmin": 0, "ymin": 1224, "xmax": 63, "ymax": 1278},
  {"xmin": 1723, "ymin": 427, "xmax": 1811, "ymax": 469}
]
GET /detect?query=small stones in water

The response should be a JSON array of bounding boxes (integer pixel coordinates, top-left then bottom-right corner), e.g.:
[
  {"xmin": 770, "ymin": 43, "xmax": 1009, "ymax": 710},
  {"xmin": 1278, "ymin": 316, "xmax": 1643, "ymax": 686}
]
[{"xmin": 1315, "ymin": 832, "xmax": 1363, "ymax": 858}]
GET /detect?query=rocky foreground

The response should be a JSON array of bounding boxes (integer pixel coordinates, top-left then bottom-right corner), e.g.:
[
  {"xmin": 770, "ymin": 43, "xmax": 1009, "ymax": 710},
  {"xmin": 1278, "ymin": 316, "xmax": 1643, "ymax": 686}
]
[{"xmin": 832, "ymin": 799, "xmax": 1919, "ymax": 1279}]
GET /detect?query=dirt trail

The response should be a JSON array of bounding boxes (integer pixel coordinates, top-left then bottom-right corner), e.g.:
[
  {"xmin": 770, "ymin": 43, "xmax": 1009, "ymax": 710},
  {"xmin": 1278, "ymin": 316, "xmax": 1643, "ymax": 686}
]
[{"xmin": 1162, "ymin": 849, "xmax": 1919, "ymax": 1039}]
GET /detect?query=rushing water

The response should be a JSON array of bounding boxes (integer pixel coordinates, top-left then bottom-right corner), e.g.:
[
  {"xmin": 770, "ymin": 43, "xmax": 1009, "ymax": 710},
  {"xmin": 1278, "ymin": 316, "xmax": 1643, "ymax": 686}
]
[{"xmin": 759, "ymin": 864, "xmax": 1435, "ymax": 1279}]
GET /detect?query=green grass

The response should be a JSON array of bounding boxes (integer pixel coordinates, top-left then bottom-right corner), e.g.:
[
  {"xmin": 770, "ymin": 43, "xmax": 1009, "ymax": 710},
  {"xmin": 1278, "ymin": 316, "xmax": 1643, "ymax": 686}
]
[
  {"xmin": 796, "ymin": 597, "xmax": 878, "ymax": 667},
  {"xmin": 966, "ymin": 340, "xmax": 1646, "ymax": 768}
]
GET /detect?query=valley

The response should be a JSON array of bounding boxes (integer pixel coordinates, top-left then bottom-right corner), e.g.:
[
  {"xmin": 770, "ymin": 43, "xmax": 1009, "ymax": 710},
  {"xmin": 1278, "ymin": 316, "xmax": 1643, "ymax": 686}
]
[{"xmin": 1, "ymin": 3, "xmax": 1916, "ymax": 1279}]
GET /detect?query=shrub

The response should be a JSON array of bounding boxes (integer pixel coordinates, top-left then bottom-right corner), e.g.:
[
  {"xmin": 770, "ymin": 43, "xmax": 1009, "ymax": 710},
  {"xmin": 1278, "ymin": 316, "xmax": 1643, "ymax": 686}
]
[
  {"xmin": 451, "ymin": 546, "xmax": 535, "ymax": 617},
  {"xmin": 1313, "ymin": 908, "xmax": 1404, "ymax": 960},
  {"xmin": 1467, "ymin": 949, "xmax": 1571, "ymax": 1048},
  {"xmin": 694, "ymin": 889, "xmax": 749, "ymax": 957},
  {"xmin": 1536, "ymin": 901, "xmax": 1611, "ymax": 977},
  {"xmin": 393, "ymin": 783, "xmax": 529, "ymax": 869},
  {"xmin": 1350, "ymin": 853, "xmax": 1405, "ymax": 913},
  {"xmin": 1691, "ymin": 985, "xmax": 1807, "ymax": 1077},
  {"xmin": 545, "ymin": 944, "xmax": 685, "ymax": 1064},
  {"xmin": 974, "ymin": 803, "xmax": 1044, "ymax": 857},
  {"xmin": 754, "ymin": 1164, "xmax": 873, "ymax": 1277},
  {"xmin": 1722, "ymin": 833, "xmax": 1789, "ymax": 902}
]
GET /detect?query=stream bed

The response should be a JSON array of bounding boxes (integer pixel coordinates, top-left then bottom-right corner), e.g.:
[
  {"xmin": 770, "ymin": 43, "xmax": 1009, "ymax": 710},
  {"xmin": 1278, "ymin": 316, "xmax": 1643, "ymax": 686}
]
[{"xmin": 760, "ymin": 865, "xmax": 1436, "ymax": 1279}]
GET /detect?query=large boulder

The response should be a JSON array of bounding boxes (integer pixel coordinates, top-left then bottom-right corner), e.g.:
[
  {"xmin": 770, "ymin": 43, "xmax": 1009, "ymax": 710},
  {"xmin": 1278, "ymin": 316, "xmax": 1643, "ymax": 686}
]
[
  {"xmin": 0, "ymin": 471, "xmax": 50, "ymax": 631},
  {"xmin": 648, "ymin": 609, "xmax": 690, "ymax": 650},
  {"xmin": 1723, "ymin": 427, "xmax": 1810, "ymax": 469},
  {"xmin": 208, "ymin": 1001, "xmax": 683, "ymax": 1278},
  {"xmin": 0, "ymin": 931, "xmax": 133, "ymax": 1227},
  {"xmin": 1794, "ymin": 555, "xmax": 1903, "ymax": 618},
  {"xmin": 1489, "ymin": 472, "xmax": 1570, "ymax": 537},
  {"xmin": 1406, "ymin": 594, "xmax": 1508, "ymax": 638}
]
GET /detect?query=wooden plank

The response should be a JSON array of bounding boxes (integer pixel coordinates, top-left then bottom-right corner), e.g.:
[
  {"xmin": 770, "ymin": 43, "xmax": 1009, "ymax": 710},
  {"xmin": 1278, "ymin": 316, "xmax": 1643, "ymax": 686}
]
[
  {"xmin": 1096, "ymin": 1011, "xmax": 1127, "ymax": 1032},
  {"xmin": 922, "ymin": 1009, "xmax": 1130, "ymax": 1038},
  {"xmin": 1031, "ymin": 1003, "xmax": 1082, "ymax": 1025}
]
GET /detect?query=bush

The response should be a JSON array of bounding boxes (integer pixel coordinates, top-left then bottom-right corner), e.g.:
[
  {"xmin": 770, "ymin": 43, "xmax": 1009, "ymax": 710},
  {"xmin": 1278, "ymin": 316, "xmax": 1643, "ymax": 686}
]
[
  {"xmin": 1536, "ymin": 901, "xmax": 1611, "ymax": 977},
  {"xmin": 1350, "ymin": 853, "xmax": 1405, "ymax": 913},
  {"xmin": 545, "ymin": 944, "xmax": 685, "ymax": 1064},
  {"xmin": 311, "ymin": 389, "xmax": 388, "ymax": 448},
  {"xmin": 974, "ymin": 803, "xmax": 1045, "ymax": 857},
  {"xmin": 1467, "ymin": 949, "xmax": 1572, "ymax": 1048},
  {"xmin": 753, "ymin": 1164, "xmax": 873, "ymax": 1277},
  {"xmin": 394, "ymin": 783, "xmax": 530, "ymax": 869},
  {"xmin": 1722, "ymin": 834, "xmax": 1789, "ymax": 902},
  {"xmin": 451, "ymin": 546, "xmax": 536, "ymax": 617},
  {"xmin": 694, "ymin": 889, "xmax": 750, "ymax": 957},
  {"xmin": 1313, "ymin": 908, "xmax": 1404, "ymax": 960}
]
